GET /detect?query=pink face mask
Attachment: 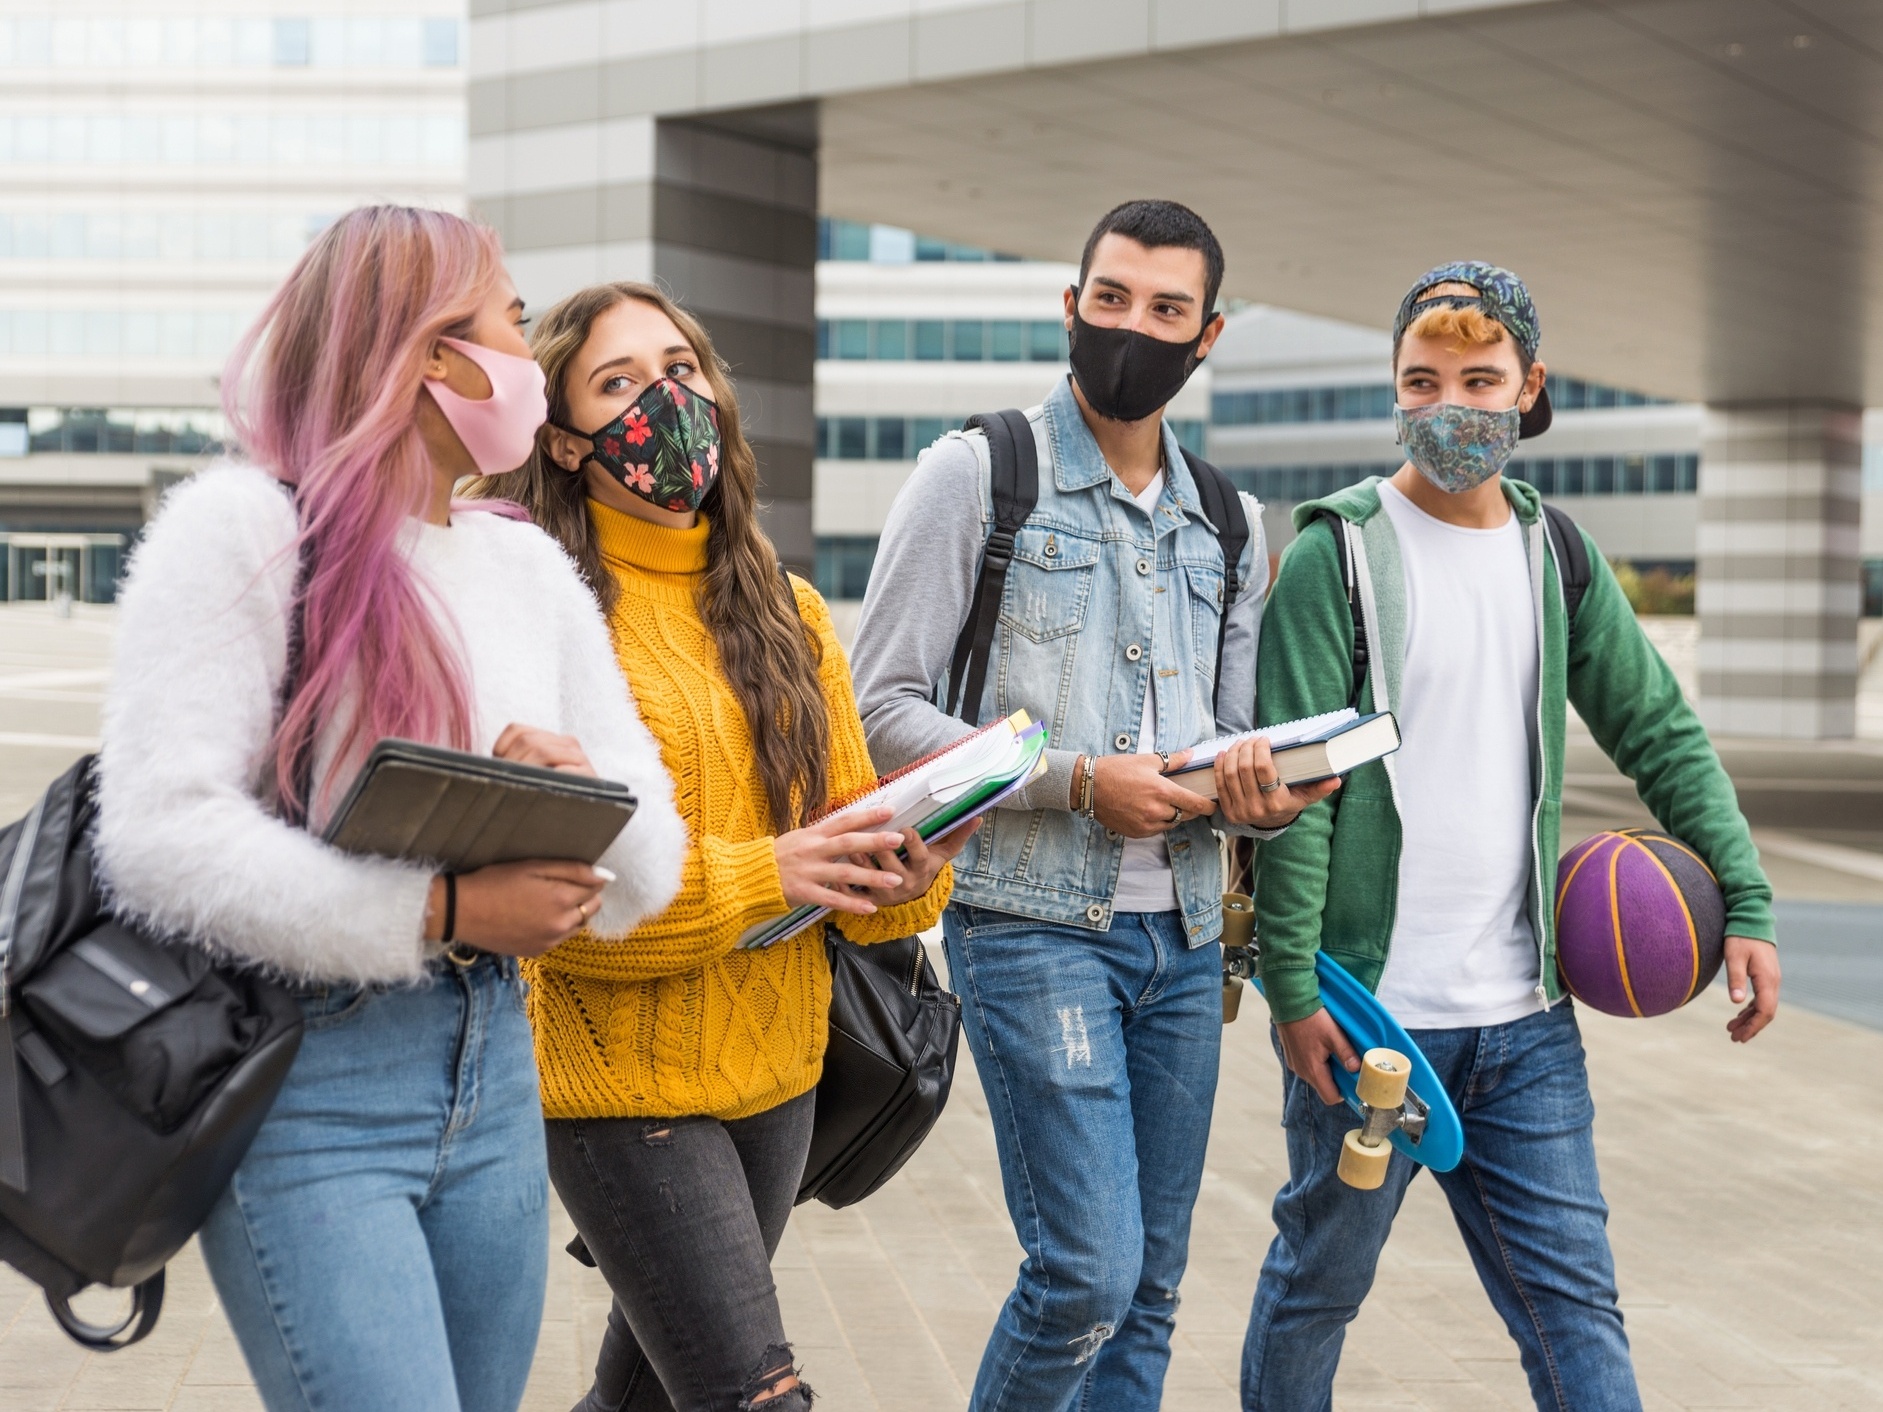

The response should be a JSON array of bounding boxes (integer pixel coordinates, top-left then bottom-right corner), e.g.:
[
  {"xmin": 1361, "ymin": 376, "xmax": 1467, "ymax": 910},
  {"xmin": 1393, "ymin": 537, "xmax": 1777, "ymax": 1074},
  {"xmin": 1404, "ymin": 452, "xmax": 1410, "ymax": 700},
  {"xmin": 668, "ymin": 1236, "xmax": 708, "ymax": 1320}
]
[{"xmin": 425, "ymin": 336, "xmax": 548, "ymax": 476}]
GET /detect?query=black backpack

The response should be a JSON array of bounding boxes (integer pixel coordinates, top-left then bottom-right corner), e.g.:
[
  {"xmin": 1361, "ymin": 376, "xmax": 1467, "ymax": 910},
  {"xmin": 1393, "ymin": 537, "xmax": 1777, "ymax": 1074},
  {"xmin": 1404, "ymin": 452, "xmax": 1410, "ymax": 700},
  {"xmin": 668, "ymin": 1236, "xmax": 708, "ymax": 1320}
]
[
  {"xmin": 946, "ymin": 408, "xmax": 1251, "ymax": 724},
  {"xmin": 0, "ymin": 757, "xmax": 304, "ymax": 1349},
  {"xmin": 1314, "ymin": 500, "xmax": 1592, "ymax": 709}
]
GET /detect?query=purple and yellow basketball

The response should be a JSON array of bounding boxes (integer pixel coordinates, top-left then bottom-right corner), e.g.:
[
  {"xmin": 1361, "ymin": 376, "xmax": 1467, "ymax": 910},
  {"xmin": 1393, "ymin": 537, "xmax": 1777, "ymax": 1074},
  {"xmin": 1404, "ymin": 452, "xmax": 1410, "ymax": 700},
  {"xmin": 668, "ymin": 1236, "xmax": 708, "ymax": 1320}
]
[{"xmin": 1554, "ymin": 829, "xmax": 1726, "ymax": 1017}]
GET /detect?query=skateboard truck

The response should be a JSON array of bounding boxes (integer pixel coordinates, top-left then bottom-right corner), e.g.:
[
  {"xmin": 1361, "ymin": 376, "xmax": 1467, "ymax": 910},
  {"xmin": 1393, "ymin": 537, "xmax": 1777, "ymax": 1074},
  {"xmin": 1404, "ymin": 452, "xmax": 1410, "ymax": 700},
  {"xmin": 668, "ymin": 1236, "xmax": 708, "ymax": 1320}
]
[
  {"xmin": 1220, "ymin": 892, "xmax": 1259, "ymax": 1023},
  {"xmin": 1339, "ymin": 1049, "xmax": 1422, "ymax": 1189}
]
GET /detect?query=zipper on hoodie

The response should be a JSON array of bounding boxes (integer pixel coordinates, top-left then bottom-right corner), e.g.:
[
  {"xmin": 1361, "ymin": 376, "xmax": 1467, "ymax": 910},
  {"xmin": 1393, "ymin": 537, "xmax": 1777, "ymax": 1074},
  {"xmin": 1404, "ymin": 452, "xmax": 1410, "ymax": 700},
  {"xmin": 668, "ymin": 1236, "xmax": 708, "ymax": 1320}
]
[{"xmin": 1529, "ymin": 513, "xmax": 1556, "ymax": 1011}]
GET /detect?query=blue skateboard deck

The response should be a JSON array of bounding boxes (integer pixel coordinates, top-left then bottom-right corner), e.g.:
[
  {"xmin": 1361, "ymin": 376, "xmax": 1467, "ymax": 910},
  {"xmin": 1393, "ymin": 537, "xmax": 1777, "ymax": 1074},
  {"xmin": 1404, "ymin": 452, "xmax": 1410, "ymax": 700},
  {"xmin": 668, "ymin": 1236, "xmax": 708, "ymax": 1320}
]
[{"xmin": 1255, "ymin": 953, "xmax": 1464, "ymax": 1173}]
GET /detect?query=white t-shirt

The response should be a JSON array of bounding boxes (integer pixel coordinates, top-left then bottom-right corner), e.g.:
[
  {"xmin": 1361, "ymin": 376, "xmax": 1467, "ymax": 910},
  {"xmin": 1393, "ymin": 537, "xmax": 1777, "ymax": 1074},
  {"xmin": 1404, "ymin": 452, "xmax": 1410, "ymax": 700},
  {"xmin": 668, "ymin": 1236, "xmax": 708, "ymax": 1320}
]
[
  {"xmin": 1372, "ymin": 481, "xmax": 1543, "ymax": 1028},
  {"xmin": 1113, "ymin": 472, "xmax": 1180, "ymax": 913}
]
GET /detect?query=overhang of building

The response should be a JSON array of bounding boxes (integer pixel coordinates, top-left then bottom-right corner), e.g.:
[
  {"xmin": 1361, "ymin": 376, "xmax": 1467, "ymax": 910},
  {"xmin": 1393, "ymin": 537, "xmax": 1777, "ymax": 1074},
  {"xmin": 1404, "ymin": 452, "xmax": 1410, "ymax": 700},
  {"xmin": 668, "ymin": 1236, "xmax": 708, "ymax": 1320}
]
[{"xmin": 472, "ymin": 0, "xmax": 1883, "ymax": 406}]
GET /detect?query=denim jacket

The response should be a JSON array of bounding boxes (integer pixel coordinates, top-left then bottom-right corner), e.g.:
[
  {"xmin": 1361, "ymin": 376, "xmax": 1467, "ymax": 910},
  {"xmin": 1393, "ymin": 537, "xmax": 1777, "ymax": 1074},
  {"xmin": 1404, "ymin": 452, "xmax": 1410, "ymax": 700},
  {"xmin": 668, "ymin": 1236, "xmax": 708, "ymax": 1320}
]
[{"xmin": 851, "ymin": 378, "xmax": 1270, "ymax": 947}]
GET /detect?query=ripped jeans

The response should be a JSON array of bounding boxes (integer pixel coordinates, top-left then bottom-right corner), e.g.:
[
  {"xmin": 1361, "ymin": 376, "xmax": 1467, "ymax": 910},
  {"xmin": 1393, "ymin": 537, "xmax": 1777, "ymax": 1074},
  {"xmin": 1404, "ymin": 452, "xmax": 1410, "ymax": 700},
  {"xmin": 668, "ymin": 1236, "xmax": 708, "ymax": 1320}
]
[
  {"xmin": 544, "ymin": 1089, "xmax": 816, "ymax": 1412},
  {"xmin": 942, "ymin": 905, "xmax": 1222, "ymax": 1412}
]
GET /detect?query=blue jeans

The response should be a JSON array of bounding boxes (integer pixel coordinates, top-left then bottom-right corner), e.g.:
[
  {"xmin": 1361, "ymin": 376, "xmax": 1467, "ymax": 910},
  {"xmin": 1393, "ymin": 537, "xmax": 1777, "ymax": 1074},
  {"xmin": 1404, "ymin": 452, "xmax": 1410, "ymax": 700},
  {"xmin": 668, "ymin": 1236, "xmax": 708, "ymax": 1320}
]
[
  {"xmin": 942, "ymin": 904, "xmax": 1222, "ymax": 1412},
  {"xmin": 1241, "ymin": 1003, "xmax": 1639, "ymax": 1412},
  {"xmin": 198, "ymin": 956, "xmax": 550, "ymax": 1412}
]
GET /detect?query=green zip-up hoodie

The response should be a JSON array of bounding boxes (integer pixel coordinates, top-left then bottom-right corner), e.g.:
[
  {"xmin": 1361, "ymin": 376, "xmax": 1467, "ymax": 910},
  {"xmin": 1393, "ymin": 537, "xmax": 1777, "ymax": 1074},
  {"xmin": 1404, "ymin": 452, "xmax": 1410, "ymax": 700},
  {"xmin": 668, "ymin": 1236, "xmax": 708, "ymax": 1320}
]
[{"xmin": 1254, "ymin": 475, "xmax": 1775, "ymax": 1026}]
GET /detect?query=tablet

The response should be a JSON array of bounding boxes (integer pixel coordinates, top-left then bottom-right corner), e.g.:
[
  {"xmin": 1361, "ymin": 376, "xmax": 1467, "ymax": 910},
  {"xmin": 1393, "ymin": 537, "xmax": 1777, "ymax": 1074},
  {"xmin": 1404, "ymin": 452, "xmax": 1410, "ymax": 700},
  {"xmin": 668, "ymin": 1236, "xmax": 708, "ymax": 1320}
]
[{"xmin": 322, "ymin": 739, "xmax": 638, "ymax": 872}]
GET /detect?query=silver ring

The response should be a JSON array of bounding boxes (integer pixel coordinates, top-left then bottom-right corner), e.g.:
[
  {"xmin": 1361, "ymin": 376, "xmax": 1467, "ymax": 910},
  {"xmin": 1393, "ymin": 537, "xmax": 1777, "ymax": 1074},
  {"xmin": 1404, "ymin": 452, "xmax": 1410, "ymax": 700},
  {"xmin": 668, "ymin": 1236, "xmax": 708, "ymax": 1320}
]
[
  {"xmin": 1168, "ymin": 804, "xmax": 1183, "ymax": 823},
  {"xmin": 1157, "ymin": 751, "xmax": 1171, "ymax": 772},
  {"xmin": 1258, "ymin": 778, "xmax": 1283, "ymax": 795}
]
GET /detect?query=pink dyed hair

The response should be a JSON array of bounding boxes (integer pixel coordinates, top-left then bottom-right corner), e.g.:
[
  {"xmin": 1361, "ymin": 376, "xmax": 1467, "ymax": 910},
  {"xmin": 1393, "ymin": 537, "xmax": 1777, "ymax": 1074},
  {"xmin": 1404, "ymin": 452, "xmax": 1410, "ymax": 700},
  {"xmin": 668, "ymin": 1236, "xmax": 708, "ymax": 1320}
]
[{"xmin": 223, "ymin": 205, "xmax": 503, "ymax": 815}]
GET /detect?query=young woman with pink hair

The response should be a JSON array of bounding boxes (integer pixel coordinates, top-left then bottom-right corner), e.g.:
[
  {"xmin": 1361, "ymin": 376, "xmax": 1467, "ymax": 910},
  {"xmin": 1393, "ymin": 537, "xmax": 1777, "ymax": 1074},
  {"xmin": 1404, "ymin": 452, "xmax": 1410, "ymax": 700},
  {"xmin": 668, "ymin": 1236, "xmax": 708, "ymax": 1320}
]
[{"xmin": 93, "ymin": 206, "xmax": 685, "ymax": 1412}]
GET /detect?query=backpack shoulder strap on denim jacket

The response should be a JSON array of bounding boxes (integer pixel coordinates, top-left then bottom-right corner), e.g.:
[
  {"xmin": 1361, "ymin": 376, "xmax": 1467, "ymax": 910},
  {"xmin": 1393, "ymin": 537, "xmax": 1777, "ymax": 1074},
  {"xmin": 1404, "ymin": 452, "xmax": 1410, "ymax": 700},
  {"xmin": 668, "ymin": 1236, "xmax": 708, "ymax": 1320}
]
[
  {"xmin": 1181, "ymin": 448, "xmax": 1248, "ymax": 713},
  {"xmin": 947, "ymin": 410, "xmax": 1039, "ymax": 724}
]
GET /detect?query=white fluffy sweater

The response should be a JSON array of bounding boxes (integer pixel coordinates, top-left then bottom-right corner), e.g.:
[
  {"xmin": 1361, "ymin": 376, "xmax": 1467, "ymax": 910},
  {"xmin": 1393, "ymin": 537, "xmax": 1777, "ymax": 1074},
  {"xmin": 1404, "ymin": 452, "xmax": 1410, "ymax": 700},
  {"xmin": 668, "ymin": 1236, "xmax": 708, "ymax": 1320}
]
[{"xmin": 95, "ymin": 463, "xmax": 686, "ymax": 985}]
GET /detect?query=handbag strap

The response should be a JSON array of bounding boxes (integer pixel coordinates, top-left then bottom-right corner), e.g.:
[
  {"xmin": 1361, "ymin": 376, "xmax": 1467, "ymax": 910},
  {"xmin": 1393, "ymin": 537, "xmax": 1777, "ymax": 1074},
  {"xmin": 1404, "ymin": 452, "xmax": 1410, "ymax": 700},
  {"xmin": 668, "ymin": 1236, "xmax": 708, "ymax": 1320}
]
[{"xmin": 45, "ymin": 1268, "xmax": 164, "ymax": 1350}]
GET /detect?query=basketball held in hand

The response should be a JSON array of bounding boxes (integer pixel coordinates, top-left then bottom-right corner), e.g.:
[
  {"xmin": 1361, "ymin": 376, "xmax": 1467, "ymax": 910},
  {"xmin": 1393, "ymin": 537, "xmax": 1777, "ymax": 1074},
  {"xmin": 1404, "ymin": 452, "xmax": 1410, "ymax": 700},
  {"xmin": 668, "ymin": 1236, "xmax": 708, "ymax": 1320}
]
[{"xmin": 1554, "ymin": 829, "xmax": 1726, "ymax": 1017}]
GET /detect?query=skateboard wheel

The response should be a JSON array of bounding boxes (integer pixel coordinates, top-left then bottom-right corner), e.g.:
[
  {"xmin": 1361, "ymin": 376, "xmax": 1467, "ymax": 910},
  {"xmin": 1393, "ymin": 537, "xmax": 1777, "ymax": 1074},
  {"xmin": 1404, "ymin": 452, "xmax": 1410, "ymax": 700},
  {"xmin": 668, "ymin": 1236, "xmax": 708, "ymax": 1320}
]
[
  {"xmin": 1338, "ymin": 1128, "xmax": 1393, "ymax": 1190},
  {"xmin": 1221, "ymin": 893, "xmax": 1255, "ymax": 950},
  {"xmin": 1355, "ymin": 1048, "xmax": 1411, "ymax": 1110}
]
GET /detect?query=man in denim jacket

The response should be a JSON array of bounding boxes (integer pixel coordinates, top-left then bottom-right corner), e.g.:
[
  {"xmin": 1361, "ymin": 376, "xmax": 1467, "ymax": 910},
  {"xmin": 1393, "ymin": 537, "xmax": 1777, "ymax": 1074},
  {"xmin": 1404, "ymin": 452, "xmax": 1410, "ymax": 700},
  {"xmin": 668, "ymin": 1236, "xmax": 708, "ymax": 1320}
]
[{"xmin": 852, "ymin": 201, "xmax": 1332, "ymax": 1412}]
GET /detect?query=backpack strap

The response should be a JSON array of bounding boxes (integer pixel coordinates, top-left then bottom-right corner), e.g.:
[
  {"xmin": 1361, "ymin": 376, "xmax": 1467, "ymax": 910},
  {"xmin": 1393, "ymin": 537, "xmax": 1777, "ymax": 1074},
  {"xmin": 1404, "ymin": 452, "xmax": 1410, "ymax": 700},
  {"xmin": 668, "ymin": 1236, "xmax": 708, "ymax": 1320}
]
[
  {"xmin": 46, "ymin": 1269, "xmax": 165, "ymax": 1351},
  {"xmin": 1313, "ymin": 509, "xmax": 1369, "ymax": 710},
  {"xmin": 1541, "ymin": 502, "xmax": 1592, "ymax": 637},
  {"xmin": 1181, "ymin": 448, "xmax": 1249, "ymax": 713},
  {"xmin": 946, "ymin": 410, "xmax": 1039, "ymax": 724}
]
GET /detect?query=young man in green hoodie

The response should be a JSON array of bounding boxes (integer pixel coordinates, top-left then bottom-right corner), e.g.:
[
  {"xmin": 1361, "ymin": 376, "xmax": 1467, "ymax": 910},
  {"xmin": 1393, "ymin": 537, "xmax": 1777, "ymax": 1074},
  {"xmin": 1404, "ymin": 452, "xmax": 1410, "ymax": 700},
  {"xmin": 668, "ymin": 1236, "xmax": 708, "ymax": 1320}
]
[{"xmin": 1239, "ymin": 262, "xmax": 1781, "ymax": 1412}]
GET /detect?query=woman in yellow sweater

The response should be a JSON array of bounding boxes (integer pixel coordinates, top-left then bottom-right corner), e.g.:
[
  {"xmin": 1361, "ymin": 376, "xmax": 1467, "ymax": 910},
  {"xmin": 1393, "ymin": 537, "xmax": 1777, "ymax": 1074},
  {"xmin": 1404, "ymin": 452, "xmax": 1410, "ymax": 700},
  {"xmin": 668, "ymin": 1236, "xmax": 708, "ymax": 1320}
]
[{"xmin": 476, "ymin": 282, "xmax": 965, "ymax": 1412}]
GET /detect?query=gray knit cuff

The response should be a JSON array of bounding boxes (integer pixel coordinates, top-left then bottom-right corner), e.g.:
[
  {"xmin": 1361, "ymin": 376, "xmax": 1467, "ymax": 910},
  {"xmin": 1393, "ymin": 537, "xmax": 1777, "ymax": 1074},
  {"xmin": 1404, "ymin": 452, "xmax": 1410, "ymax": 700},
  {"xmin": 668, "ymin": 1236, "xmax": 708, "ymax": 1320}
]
[{"xmin": 1012, "ymin": 747, "xmax": 1080, "ymax": 813}]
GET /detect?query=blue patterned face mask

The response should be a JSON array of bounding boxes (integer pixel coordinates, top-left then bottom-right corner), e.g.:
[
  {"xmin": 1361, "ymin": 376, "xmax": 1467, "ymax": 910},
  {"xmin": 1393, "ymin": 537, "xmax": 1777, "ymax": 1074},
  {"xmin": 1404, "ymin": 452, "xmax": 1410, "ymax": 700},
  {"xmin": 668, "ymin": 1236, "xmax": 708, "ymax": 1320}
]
[{"xmin": 1394, "ymin": 402, "xmax": 1522, "ymax": 493}]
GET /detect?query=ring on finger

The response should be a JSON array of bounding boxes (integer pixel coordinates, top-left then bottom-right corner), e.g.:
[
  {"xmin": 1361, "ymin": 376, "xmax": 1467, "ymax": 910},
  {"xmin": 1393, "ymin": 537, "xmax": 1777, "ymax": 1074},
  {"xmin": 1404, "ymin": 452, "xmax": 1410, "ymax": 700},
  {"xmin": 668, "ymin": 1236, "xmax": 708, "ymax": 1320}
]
[
  {"xmin": 1258, "ymin": 777, "xmax": 1283, "ymax": 794},
  {"xmin": 1168, "ymin": 804, "xmax": 1183, "ymax": 824},
  {"xmin": 1157, "ymin": 750, "xmax": 1171, "ymax": 772}
]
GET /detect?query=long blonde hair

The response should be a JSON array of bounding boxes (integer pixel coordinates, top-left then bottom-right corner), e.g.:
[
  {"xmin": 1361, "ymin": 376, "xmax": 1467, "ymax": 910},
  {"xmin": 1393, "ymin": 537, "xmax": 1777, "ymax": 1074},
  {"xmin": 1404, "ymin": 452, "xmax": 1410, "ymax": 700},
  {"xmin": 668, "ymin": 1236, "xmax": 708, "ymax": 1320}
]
[{"xmin": 469, "ymin": 282, "xmax": 829, "ymax": 832}]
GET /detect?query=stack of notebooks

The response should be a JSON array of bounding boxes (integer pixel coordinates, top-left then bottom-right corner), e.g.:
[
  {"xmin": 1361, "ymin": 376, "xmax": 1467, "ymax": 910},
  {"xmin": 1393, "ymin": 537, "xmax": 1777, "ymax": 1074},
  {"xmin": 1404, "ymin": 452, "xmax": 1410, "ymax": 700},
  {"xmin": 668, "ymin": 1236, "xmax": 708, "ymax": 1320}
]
[
  {"xmin": 737, "ymin": 710, "xmax": 1049, "ymax": 951},
  {"xmin": 1163, "ymin": 708, "xmax": 1400, "ymax": 798}
]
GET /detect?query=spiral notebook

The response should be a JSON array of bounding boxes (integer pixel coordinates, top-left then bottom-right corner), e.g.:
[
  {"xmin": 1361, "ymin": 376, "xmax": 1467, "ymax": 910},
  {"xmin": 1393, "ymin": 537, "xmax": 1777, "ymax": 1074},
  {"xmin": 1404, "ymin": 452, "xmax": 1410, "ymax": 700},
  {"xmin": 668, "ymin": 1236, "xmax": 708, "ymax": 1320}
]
[{"xmin": 737, "ymin": 711, "xmax": 1049, "ymax": 951}]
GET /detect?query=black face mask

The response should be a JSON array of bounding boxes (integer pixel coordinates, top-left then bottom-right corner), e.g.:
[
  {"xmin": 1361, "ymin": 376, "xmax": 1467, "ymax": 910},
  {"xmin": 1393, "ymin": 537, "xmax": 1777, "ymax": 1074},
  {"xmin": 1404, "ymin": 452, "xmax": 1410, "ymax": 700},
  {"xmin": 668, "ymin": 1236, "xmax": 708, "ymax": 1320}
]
[{"xmin": 1066, "ymin": 288, "xmax": 1207, "ymax": 423}]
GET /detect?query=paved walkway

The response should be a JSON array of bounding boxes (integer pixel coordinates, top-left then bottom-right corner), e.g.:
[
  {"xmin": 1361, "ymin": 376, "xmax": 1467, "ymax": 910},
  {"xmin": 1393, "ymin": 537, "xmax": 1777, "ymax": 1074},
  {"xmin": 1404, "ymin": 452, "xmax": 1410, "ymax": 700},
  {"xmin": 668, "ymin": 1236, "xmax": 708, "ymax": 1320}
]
[{"xmin": 3, "ymin": 603, "xmax": 1882, "ymax": 1410}]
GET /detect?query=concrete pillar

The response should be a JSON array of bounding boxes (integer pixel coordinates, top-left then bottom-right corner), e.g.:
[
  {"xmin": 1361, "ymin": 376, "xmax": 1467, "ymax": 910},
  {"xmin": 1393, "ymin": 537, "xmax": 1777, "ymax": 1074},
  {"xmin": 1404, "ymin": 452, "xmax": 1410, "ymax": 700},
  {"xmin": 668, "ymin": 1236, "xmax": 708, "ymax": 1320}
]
[
  {"xmin": 1697, "ymin": 405, "xmax": 1862, "ymax": 738},
  {"xmin": 472, "ymin": 104, "xmax": 818, "ymax": 573}
]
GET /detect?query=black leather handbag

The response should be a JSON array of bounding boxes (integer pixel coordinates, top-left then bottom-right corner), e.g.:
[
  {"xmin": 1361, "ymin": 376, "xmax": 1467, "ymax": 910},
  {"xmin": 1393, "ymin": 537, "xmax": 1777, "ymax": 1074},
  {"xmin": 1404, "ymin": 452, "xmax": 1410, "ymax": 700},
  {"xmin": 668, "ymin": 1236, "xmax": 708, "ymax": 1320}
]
[
  {"xmin": 0, "ymin": 756, "xmax": 304, "ymax": 1349},
  {"xmin": 796, "ymin": 931, "xmax": 960, "ymax": 1209}
]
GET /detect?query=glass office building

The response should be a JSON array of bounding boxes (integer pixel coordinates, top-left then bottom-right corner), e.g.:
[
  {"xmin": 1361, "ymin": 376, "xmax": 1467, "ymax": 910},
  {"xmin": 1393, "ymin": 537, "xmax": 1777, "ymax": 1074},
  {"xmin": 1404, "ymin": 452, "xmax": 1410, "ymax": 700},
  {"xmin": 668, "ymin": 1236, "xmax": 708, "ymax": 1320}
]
[{"xmin": 0, "ymin": 4, "xmax": 465, "ymax": 597}]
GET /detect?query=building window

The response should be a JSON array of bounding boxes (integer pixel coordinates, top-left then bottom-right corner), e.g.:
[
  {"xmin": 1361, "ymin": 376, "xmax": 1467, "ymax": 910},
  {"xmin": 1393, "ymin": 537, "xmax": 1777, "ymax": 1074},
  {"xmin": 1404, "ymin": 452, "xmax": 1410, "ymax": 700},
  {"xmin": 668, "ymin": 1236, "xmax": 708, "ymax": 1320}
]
[
  {"xmin": 1864, "ymin": 560, "xmax": 1883, "ymax": 618},
  {"xmin": 0, "ymin": 210, "xmax": 320, "ymax": 263},
  {"xmin": 1212, "ymin": 377, "xmax": 1663, "ymax": 426},
  {"xmin": 1170, "ymin": 420, "xmax": 1207, "ymax": 458},
  {"xmin": 421, "ymin": 18, "xmax": 459, "ymax": 67},
  {"xmin": 816, "ymin": 416, "xmax": 967, "ymax": 461},
  {"xmin": 0, "ymin": 112, "xmax": 463, "ymax": 168},
  {"xmin": 14, "ymin": 406, "xmax": 226, "ymax": 455},
  {"xmin": 1505, "ymin": 454, "xmax": 1698, "ymax": 497},
  {"xmin": 815, "ymin": 536, "xmax": 880, "ymax": 601},
  {"xmin": 816, "ymin": 318, "xmax": 1067, "ymax": 363},
  {"xmin": 873, "ymin": 319, "xmax": 907, "ymax": 360},
  {"xmin": 832, "ymin": 319, "xmax": 868, "ymax": 360},
  {"xmin": 0, "ymin": 16, "xmax": 457, "ymax": 69},
  {"xmin": 0, "ymin": 310, "xmax": 251, "ymax": 361},
  {"xmin": 1221, "ymin": 464, "xmax": 1399, "ymax": 502},
  {"xmin": 1030, "ymin": 320, "xmax": 1066, "ymax": 361},
  {"xmin": 814, "ymin": 218, "xmax": 1022, "ymax": 264},
  {"xmin": 273, "ymin": 18, "xmax": 310, "ymax": 66}
]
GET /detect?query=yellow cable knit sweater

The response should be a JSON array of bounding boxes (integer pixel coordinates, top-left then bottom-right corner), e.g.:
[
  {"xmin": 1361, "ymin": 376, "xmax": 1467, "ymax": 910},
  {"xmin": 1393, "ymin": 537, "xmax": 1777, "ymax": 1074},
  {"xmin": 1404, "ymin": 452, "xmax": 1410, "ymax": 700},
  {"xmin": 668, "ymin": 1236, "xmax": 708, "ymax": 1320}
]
[{"xmin": 526, "ymin": 500, "xmax": 951, "ymax": 1122}]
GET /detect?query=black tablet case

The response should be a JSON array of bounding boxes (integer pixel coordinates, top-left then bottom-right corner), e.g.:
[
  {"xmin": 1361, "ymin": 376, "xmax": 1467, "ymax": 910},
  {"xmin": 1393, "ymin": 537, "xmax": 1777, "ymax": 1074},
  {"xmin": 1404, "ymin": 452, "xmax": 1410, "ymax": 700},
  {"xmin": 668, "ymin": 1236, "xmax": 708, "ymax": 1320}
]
[{"xmin": 322, "ymin": 739, "xmax": 638, "ymax": 871}]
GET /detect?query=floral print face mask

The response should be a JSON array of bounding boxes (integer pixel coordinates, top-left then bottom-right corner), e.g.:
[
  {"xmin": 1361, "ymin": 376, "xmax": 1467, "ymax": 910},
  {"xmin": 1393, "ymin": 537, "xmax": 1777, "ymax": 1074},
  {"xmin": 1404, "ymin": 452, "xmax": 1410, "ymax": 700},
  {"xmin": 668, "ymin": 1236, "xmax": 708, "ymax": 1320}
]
[
  {"xmin": 1394, "ymin": 402, "xmax": 1522, "ymax": 493},
  {"xmin": 560, "ymin": 377, "xmax": 722, "ymax": 513}
]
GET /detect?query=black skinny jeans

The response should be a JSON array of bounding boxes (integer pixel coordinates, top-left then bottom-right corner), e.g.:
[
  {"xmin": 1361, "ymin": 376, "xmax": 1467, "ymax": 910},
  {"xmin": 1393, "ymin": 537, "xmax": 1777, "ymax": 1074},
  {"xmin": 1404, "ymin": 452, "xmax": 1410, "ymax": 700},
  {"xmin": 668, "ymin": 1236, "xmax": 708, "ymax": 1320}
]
[{"xmin": 545, "ymin": 1089, "xmax": 816, "ymax": 1412}]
